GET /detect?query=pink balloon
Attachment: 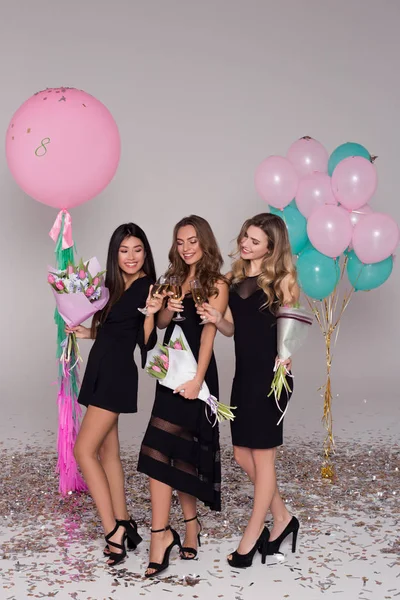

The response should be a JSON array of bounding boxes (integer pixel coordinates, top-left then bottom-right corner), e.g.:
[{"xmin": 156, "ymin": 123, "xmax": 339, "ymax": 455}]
[
  {"xmin": 255, "ymin": 156, "xmax": 299, "ymax": 209},
  {"xmin": 5, "ymin": 87, "xmax": 121, "ymax": 209},
  {"xmin": 348, "ymin": 203, "xmax": 373, "ymax": 227},
  {"xmin": 295, "ymin": 172, "xmax": 337, "ymax": 218},
  {"xmin": 331, "ymin": 156, "xmax": 377, "ymax": 211},
  {"xmin": 352, "ymin": 212, "xmax": 400, "ymax": 264},
  {"xmin": 287, "ymin": 137, "xmax": 328, "ymax": 178},
  {"xmin": 307, "ymin": 205, "xmax": 353, "ymax": 258}
]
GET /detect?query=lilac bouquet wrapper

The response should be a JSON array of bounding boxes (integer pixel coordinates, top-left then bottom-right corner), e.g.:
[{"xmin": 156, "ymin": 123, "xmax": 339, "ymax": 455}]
[{"xmin": 49, "ymin": 257, "xmax": 109, "ymax": 327}]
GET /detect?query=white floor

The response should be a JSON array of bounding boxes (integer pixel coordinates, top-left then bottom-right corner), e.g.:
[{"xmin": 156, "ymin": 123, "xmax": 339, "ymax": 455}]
[{"xmin": 1, "ymin": 372, "xmax": 399, "ymax": 600}]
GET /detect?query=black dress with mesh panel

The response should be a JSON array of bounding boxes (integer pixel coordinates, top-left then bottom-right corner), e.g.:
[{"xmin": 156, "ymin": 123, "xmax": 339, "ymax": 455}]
[
  {"xmin": 137, "ymin": 295, "xmax": 221, "ymax": 511},
  {"xmin": 229, "ymin": 276, "xmax": 292, "ymax": 449}
]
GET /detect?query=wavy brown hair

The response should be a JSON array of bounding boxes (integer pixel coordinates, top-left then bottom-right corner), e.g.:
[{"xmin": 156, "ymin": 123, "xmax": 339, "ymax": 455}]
[
  {"xmin": 231, "ymin": 213, "xmax": 298, "ymax": 313},
  {"xmin": 166, "ymin": 215, "xmax": 226, "ymax": 298}
]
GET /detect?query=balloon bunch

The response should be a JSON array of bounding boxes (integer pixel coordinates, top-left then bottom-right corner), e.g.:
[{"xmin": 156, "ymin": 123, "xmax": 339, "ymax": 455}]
[{"xmin": 255, "ymin": 137, "xmax": 399, "ymax": 479}]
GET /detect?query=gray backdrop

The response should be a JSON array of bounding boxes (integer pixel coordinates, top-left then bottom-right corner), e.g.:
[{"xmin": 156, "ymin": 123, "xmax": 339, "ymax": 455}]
[{"xmin": 1, "ymin": 0, "xmax": 398, "ymax": 447}]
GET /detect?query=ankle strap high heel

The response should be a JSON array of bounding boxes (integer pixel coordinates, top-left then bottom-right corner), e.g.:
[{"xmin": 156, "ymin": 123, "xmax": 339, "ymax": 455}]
[
  {"xmin": 145, "ymin": 526, "xmax": 182, "ymax": 578},
  {"xmin": 180, "ymin": 515, "xmax": 202, "ymax": 560}
]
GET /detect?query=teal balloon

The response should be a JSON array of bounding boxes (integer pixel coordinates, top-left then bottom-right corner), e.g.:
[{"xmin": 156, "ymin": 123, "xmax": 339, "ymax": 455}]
[
  {"xmin": 346, "ymin": 250, "xmax": 393, "ymax": 291},
  {"xmin": 297, "ymin": 248, "xmax": 340, "ymax": 300},
  {"xmin": 268, "ymin": 202, "xmax": 308, "ymax": 255},
  {"xmin": 328, "ymin": 142, "xmax": 371, "ymax": 176}
]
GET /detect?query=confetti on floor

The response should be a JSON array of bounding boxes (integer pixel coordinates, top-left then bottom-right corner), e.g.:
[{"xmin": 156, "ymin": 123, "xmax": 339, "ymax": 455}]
[{"xmin": 0, "ymin": 438, "xmax": 399, "ymax": 599}]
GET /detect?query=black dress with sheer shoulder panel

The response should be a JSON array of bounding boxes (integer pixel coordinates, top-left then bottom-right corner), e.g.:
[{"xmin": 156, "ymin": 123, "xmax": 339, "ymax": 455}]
[
  {"xmin": 229, "ymin": 276, "xmax": 292, "ymax": 449},
  {"xmin": 78, "ymin": 275, "xmax": 156, "ymax": 414},
  {"xmin": 137, "ymin": 295, "xmax": 221, "ymax": 511}
]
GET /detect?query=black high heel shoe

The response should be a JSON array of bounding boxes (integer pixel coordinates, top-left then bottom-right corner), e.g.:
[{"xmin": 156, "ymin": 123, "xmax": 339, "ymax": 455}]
[
  {"xmin": 145, "ymin": 525, "xmax": 182, "ymax": 578},
  {"xmin": 227, "ymin": 526, "xmax": 270, "ymax": 568},
  {"xmin": 117, "ymin": 518, "xmax": 143, "ymax": 551},
  {"xmin": 104, "ymin": 522, "xmax": 127, "ymax": 567},
  {"xmin": 266, "ymin": 516, "xmax": 300, "ymax": 555},
  {"xmin": 180, "ymin": 515, "xmax": 202, "ymax": 560},
  {"xmin": 103, "ymin": 517, "xmax": 142, "ymax": 555}
]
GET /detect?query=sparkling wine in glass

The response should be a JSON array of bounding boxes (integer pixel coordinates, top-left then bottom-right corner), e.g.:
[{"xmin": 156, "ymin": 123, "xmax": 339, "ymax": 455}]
[
  {"xmin": 190, "ymin": 279, "xmax": 209, "ymax": 324},
  {"xmin": 138, "ymin": 276, "xmax": 169, "ymax": 315},
  {"xmin": 169, "ymin": 276, "xmax": 186, "ymax": 322}
]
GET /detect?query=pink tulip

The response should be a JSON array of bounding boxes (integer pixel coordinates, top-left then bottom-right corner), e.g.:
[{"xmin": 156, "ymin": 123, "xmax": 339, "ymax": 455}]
[
  {"xmin": 152, "ymin": 365, "xmax": 161, "ymax": 372},
  {"xmin": 85, "ymin": 286, "xmax": 94, "ymax": 297},
  {"xmin": 56, "ymin": 281, "xmax": 64, "ymax": 291},
  {"xmin": 173, "ymin": 341, "xmax": 182, "ymax": 350},
  {"xmin": 160, "ymin": 354, "xmax": 168, "ymax": 363},
  {"xmin": 48, "ymin": 273, "xmax": 55, "ymax": 284},
  {"xmin": 79, "ymin": 269, "xmax": 86, "ymax": 280},
  {"xmin": 67, "ymin": 265, "xmax": 74, "ymax": 275},
  {"xmin": 93, "ymin": 277, "xmax": 99, "ymax": 286}
]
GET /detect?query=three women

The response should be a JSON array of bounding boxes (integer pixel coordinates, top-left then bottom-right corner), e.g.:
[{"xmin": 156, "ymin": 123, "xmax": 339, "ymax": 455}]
[{"xmin": 72, "ymin": 213, "xmax": 300, "ymax": 573}]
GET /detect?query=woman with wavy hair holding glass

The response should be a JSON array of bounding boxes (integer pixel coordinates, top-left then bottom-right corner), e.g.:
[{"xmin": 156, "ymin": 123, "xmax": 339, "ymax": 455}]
[
  {"xmin": 138, "ymin": 215, "xmax": 228, "ymax": 578},
  {"xmin": 200, "ymin": 213, "xmax": 300, "ymax": 568}
]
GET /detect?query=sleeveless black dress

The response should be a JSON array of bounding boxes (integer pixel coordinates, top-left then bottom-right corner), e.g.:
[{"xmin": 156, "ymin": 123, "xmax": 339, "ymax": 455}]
[
  {"xmin": 78, "ymin": 275, "xmax": 156, "ymax": 414},
  {"xmin": 229, "ymin": 276, "xmax": 292, "ymax": 449},
  {"xmin": 138, "ymin": 295, "xmax": 221, "ymax": 511}
]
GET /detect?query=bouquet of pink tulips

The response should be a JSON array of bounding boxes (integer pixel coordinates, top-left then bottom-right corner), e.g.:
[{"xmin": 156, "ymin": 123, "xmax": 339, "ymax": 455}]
[
  {"xmin": 48, "ymin": 257, "xmax": 109, "ymax": 373},
  {"xmin": 146, "ymin": 326, "xmax": 235, "ymax": 425}
]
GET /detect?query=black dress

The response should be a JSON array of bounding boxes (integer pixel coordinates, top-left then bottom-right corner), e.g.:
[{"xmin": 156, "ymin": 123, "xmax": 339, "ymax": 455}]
[
  {"xmin": 78, "ymin": 275, "xmax": 156, "ymax": 414},
  {"xmin": 137, "ymin": 295, "xmax": 221, "ymax": 511},
  {"xmin": 229, "ymin": 276, "xmax": 292, "ymax": 449}
]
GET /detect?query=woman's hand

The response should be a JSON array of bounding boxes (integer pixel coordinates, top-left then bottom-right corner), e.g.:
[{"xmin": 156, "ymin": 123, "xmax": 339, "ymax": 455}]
[
  {"xmin": 196, "ymin": 302, "xmax": 222, "ymax": 325},
  {"xmin": 65, "ymin": 325, "xmax": 91, "ymax": 339},
  {"xmin": 174, "ymin": 378, "xmax": 202, "ymax": 400},
  {"xmin": 278, "ymin": 357, "xmax": 292, "ymax": 371},
  {"xmin": 145, "ymin": 285, "xmax": 166, "ymax": 315},
  {"xmin": 166, "ymin": 294, "xmax": 184, "ymax": 314}
]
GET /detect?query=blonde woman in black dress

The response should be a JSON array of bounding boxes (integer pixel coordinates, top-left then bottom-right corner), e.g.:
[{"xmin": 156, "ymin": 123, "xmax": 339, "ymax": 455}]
[
  {"xmin": 199, "ymin": 213, "xmax": 300, "ymax": 568},
  {"xmin": 67, "ymin": 223, "xmax": 160, "ymax": 566},
  {"xmin": 138, "ymin": 215, "xmax": 228, "ymax": 577}
]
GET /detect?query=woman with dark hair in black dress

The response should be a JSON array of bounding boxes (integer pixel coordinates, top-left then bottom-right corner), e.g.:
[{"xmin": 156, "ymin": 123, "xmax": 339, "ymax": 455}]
[
  {"xmin": 66, "ymin": 223, "xmax": 161, "ymax": 566},
  {"xmin": 200, "ymin": 213, "xmax": 300, "ymax": 568},
  {"xmin": 138, "ymin": 215, "xmax": 229, "ymax": 578}
]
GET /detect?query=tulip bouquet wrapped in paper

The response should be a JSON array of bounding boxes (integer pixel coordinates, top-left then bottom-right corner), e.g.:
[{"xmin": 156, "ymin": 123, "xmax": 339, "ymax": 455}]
[
  {"xmin": 268, "ymin": 306, "xmax": 313, "ymax": 424},
  {"xmin": 146, "ymin": 325, "xmax": 235, "ymax": 425},
  {"xmin": 48, "ymin": 257, "xmax": 109, "ymax": 373}
]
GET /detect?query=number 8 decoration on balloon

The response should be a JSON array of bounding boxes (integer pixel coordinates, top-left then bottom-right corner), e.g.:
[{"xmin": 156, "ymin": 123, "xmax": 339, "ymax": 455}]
[{"xmin": 5, "ymin": 87, "xmax": 121, "ymax": 495}]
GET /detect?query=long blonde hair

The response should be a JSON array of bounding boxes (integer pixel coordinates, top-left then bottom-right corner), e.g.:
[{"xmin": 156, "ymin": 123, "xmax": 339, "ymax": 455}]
[{"xmin": 231, "ymin": 213, "xmax": 297, "ymax": 312}]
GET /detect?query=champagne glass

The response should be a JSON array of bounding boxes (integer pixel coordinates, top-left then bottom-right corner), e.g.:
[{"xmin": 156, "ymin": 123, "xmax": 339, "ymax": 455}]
[
  {"xmin": 190, "ymin": 279, "xmax": 209, "ymax": 324},
  {"xmin": 138, "ymin": 276, "xmax": 169, "ymax": 315},
  {"xmin": 169, "ymin": 276, "xmax": 186, "ymax": 322}
]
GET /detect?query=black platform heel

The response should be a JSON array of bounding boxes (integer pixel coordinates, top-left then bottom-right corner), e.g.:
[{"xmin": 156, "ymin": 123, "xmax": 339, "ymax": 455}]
[
  {"xmin": 145, "ymin": 525, "xmax": 182, "ymax": 578},
  {"xmin": 227, "ymin": 526, "xmax": 270, "ymax": 569},
  {"xmin": 105, "ymin": 522, "xmax": 127, "ymax": 567},
  {"xmin": 266, "ymin": 516, "xmax": 300, "ymax": 555},
  {"xmin": 117, "ymin": 518, "xmax": 143, "ymax": 551},
  {"xmin": 180, "ymin": 515, "xmax": 202, "ymax": 560}
]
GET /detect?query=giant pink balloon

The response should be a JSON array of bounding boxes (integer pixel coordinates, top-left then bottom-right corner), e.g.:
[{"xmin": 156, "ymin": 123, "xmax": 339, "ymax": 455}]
[
  {"xmin": 295, "ymin": 172, "xmax": 337, "ymax": 218},
  {"xmin": 5, "ymin": 87, "xmax": 121, "ymax": 209},
  {"xmin": 331, "ymin": 156, "xmax": 377, "ymax": 211},
  {"xmin": 255, "ymin": 156, "xmax": 299, "ymax": 209},
  {"xmin": 352, "ymin": 212, "xmax": 400, "ymax": 264},
  {"xmin": 307, "ymin": 205, "xmax": 353, "ymax": 258},
  {"xmin": 287, "ymin": 137, "xmax": 328, "ymax": 178}
]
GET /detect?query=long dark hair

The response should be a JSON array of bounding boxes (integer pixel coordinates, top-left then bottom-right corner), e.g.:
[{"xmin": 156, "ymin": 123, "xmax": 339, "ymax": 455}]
[
  {"xmin": 91, "ymin": 223, "xmax": 156, "ymax": 336},
  {"xmin": 166, "ymin": 215, "xmax": 226, "ymax": 298}
]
